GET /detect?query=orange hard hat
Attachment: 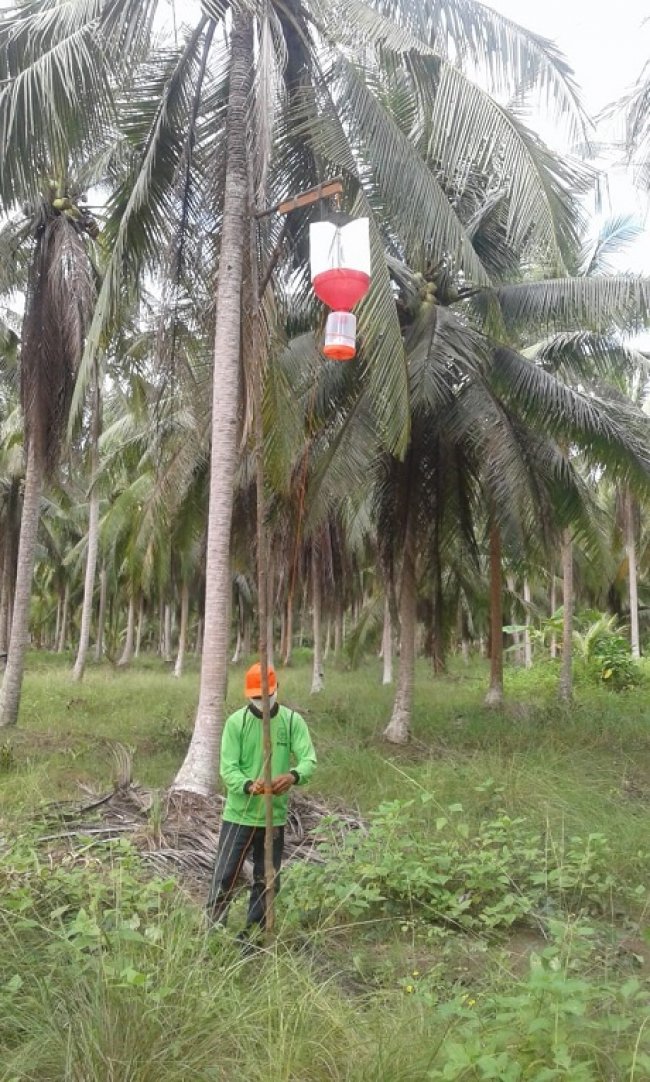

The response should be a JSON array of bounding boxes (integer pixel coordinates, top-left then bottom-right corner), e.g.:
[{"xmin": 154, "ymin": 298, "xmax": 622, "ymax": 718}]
[{"xmin": 244, "ymin": 662, "xmax": 277, "ymax": 699}]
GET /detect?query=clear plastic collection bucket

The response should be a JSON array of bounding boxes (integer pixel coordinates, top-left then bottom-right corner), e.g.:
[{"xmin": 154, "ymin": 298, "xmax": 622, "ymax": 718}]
[{"xmin": 323, "ymin": 311, "xmax": 356, "ymax": 361}]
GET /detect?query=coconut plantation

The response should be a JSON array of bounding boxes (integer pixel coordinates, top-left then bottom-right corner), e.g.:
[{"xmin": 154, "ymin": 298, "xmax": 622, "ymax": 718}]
[{"xmin": 1, "ymin": 1, "xmax": 650, "ymax": 1079}]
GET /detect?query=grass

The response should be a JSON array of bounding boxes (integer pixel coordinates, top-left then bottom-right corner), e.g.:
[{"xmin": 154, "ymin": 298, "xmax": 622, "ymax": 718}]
[{"xmin": 0, "ymin": 650, "xmax": 649, "ymax": 1080}]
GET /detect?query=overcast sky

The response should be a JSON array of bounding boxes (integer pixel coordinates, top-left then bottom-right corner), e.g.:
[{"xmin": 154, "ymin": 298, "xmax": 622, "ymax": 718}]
[
  {"xmin": 488, "ymin": 0, "xmax": 648, "ymax": 116},
  {"xmin": 487, "ymin": 0, "xmax": 650, "ymax": 272}
]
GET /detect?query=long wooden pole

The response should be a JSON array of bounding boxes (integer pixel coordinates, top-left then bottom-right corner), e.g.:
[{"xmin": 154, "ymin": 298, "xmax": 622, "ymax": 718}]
[
  {"xmin": 249, "ymin": 175, "xmax": 345, "ymax": 937},
  {"xmin": 249, "ymin": 189, "xmax": 275, "ymax": 941}
]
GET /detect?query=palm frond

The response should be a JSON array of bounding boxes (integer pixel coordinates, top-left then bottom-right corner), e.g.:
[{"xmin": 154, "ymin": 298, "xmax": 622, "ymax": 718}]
[
  {"xmin": 423, "ymin": 62, "xmax": 587, "ymax": 270},
  {"xmin": 0, "ymin": 0, "xmax": 159, "ymax": 204},
  {"xmin": 368, "ymin": 0, "xmax": 588, "ymax": 141},
  {"xmin": 523, "ymin": 331, "xmax": 649, "ymax": 386},
  {"xmin": 580, "ymin": 214, "xmax": 644, "ymax": 277},
  {"xmin": 492, "ymin": 276, "xmax": 650, "ymax": 335},
  {"xmin": 333, "ymin": 53, "xmax": 491, "ymax": 284},
  {"xmin": 491, "ymin": 346, "xmax": 650, "ymax": 491},
  {"xmin": 70, "ymin": 20, "xmax": 213, "ymax": 428}
]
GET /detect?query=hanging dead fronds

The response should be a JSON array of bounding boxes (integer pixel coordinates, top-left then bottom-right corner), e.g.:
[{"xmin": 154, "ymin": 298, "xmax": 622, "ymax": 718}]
[
  {"xmin": 36, "ymin": 774, "xmax": 365, "ymax": 898},
  {"xmin": 20, "ymin": 212, "xmax": 95, "ymax": 473}
]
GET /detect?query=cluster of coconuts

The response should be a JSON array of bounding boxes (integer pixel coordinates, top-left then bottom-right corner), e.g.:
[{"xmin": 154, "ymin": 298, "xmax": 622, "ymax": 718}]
[{"xmin": 24, "ymin": 180, "xmax": 101, "ymax": 239}]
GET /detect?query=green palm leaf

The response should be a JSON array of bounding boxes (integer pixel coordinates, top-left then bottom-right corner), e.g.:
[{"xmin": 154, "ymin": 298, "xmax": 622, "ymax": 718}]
[
  {"xmin": 491, "ymin": 346, "xmax": 650, "ymax": 490},
  {"xmin": 493, "ymin": 276, "xmax": 650, "ymax": 335},
  {"xmin": 71, "ymin": 20, "xmax": 213, "ymax": 427}
]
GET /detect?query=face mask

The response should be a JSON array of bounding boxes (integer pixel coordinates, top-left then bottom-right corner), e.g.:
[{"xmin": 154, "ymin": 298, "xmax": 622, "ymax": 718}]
[{"xmin": 249, "ymin": 693, "xmax": 277, "ymax": 711}]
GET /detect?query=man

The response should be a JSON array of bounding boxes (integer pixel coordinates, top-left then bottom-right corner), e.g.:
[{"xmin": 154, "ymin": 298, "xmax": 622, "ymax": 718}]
[{"xmin": 207, "ymin": 662, "xmax": 317, "ymax": 936}]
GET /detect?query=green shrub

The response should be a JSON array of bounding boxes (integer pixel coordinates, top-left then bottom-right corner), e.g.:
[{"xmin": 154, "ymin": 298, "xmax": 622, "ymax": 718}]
[{"xmin": 284, "ymin": 795, "xmax": 643, "ymax": 934}]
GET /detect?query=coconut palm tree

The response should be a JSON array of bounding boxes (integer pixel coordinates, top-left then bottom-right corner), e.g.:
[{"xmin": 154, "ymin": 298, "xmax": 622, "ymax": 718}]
[{"xmin": 0, "ymin": 187, "xmax": 96, "ymax": 726}]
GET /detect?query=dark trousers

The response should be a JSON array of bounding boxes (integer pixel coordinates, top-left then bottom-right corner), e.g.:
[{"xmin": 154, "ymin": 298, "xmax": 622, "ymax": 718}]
[{"xmin": 207, "ymin": 821, "xmax": 284, "ymax": 929}]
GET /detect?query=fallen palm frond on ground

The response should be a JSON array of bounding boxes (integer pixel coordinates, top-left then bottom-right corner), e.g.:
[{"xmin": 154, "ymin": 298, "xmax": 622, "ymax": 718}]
[{"xmin": 34, "ymin": 743, "xmax": 364, "ymax": 896}]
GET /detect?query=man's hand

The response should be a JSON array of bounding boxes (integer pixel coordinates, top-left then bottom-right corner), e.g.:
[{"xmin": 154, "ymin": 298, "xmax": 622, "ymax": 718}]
[
  {"xmin": 271, "ymin": 773, "xmax": 295, "ymax": 794},
  {"xmin": 249, "ymin": 778, "xmax": 265, "ymax": 795}
]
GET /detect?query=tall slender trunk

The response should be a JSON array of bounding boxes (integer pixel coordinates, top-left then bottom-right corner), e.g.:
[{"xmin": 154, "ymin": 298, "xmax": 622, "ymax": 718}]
[
  {"xmin": 384, "ymin": 489, "xmax": 417, "ymax": 743},
  {"xmin": 0, "ymin": 443, "xmax": 44, "ymax": 727},
  {"xmin": 72, "ymin": 368, "xmax": 101, "ymax": 681},
  {"xmin": 53, "ymin": 597, "xmax": 61, "ymax": 654},
  {"xmin": 282, "ymin": 591, "xmax": 294, "ymax": 666},
  {"xmin": 174, "ymin": 581, "xmax": 189, "ymax": 678},
  {"xmin": 232, "ymin": 594, "xmax": 244, "ymax": 664},
  {"xmin": 173, "ymin": 14, "xmax": 253, "ymax": 793},
  {"xmin": 559, "ymin": 530, "xmax": 573, "ymax": 702},
  {"xmin": 57, "ymin": 583, "xmax": 70, "ymax": 653},
  {"xmin": 506, "ymin": 574, "xmax": 522, "ymax": 665},
  {"xmin": 625, "ymin": 490, "xmax": 640, "ymax": 659},
  {"xmin": 334, "ymin": 599, "xmax": 343, "ymax": 658},
  {"xmin": 267, "ymin": 611, "xmax": 275, "ymax": 669},
  {"xmin": 323, "ymin": 616, "xmax": 332, "ymax": 661},
  {"xmin": 298, "ymin": 587, "xmax": 306, "ymax": 647},
  {"xmin": 484, "ymin": 519, "xmax": 504, "ymax": 708},
  {"xmin": 118, "ymin": 595, "xmax": 136, "ymax": 667},
  {"xmin": 0, "ymin": 509, "xmax": 15, "ymax": 657},
  {"xmin": 382, "ymin": 593, "xmax": 393, "ymax": 685},
  {"xmin": 194, "ymin": 616, "xmax": 203, "ymax": 656},
  {"xmin": 163, "ymin": 602, "xmax": 173, "ymax": 663},
  {"xmin": 134, "ymin": 593, "xmax": 144, "ymax": 658},
  {"xmin": 311, "ymin": 544, "xmax": 324, "ymax": 693},
  {"xmin": 231, "ymin": 626, "xmax": 243, "ymax": 664},
  {"xmin": 549, "ymin": 576, "xmax": 557, "ymax": 660},
  {"xmin": 95, "ymin": 563, "xmax": 107, "ymax": 661},
  {"xmin": 431, "ymin": 520, "xmax": 446, "ymax": 674},
  {"xmin": 523, "ymin": 578, "xmax": 532, "ymax": 670},
  {"xmin": 279, "ymin": 608, "xmax": 286, "ymax": 664},
  {"xmin": 457, "ymin": 597, "xmax": 470, "ymax": 665}
]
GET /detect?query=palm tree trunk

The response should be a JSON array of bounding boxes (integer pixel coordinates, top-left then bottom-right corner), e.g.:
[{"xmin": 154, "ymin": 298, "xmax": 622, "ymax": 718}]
[
  {"xmin": 231, "ymin": 594, "xmax": 244, "ymax": 663},
  {"xmin": 625, "ymin": 490, "xmax": 640, "ymax": 659},
  {"xmin": 559, "ymin": 530, "xmax": 573, "ymax": 702},
  {"xmin": 231, "ymin": 627, "xmax": 242, "ymax": 664},
  {"xmin": 174, "ymin": 581, "xmax": 189, "ymax": 678},
  {"xmin": 134, "ymin": 593, "xmax": 144, "ymax": 658},
  {"xmin": 267, "ymin": 611, "xmax": 275, "ymax": 669},
  {"xmin": 323, "ymin": 616, "xmax": 332, "ymax": 661},
  {"xmin": 95, "ymin": 563, "xmax": 107, "ymax": 661},
  {"xmin": 484, "ymin": 520, "xmax": 504, "ymax": 708},
  {"xmin": 334, "ymin": 599, "xmax": 343, "ymax": 658},
  {"xmin": 194, "ymin": 616, "xmax": 203, "ymax": 657},
  {"xmin": 382, "ymin": 593, "xmax": 393, "ymax": 685},
  {"xmin": 163, "ymin": 602, "xmax": 173, "ymax": 663},
  {"xmin": 172, "ymin": 12, "xmax": 253, "ymax": 795},
  {"xmin": 57, "ymin": 583, "xmax": 70, "ymax": 653},
  {"xmin": 431, "ymin": 520, "xmax": 446, "ymax": 674},
  {"xmin": 283, "ymin": 591, "xmax": 293, "ymax": 666},
  {"xmin": 549, "ymin": 576, "xmax": 557, "ymax": 659},
  {"xmin": 310, "ymin": 544, "xmax": 324, "ymax": 694},
  {"xmin": 384, "ymin": 493, "xmax": 416, "ymax": 743},
  {"xmin": 118, "ymin": 595, "xmax": 135, "ymax": 667},
  {"xmin": 0, "ymin": 442, "xmax": 43, "ymax": 727},
  {"xmin": 53, "ymin": 597, "xmax": 61, "ymax": 654},
  {"xmin": 72, "ymin": 365, "xmax": 101, "ymax": 682},
  {"xmin": 71, "ymin": 486, "xmax": 99, "ymax": 680},
  {"xmin": 506, "ymin": 574, "xmax": 522, "ymax": 665},
  {"xmin": 523, "ymin": 578, "xmax": 532, "ymax": 669},
  {"xmin": 0, "ymin": 530, "xmax": 13, "ymax": 657}
]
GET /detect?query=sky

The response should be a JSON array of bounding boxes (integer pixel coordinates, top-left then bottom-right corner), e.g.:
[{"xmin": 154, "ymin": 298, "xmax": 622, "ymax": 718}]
[
  {"xmin": 487, "ymin": 0, "xmax": 648, "ymax": 117},
  {"xmin": 486, "ymin": 0, "xmax": 650, "ymax": 260}
]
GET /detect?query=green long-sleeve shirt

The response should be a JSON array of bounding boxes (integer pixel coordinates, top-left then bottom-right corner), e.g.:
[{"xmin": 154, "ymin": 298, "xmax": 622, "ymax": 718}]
[{"xmin": 220, "ymin": 704, "xmax": 317, "ymax": 826}]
